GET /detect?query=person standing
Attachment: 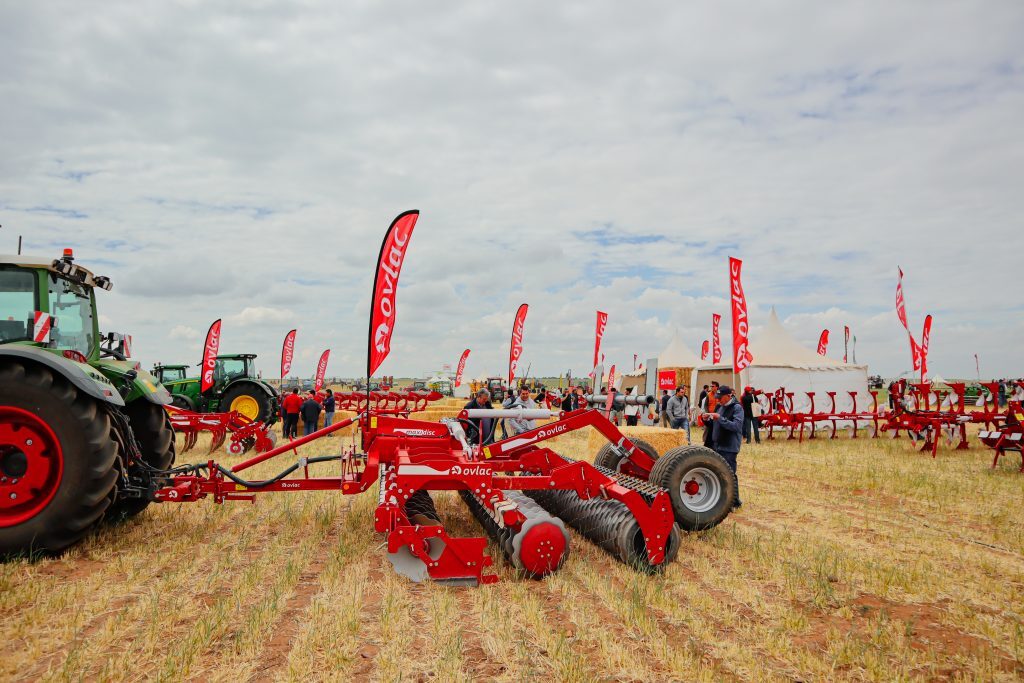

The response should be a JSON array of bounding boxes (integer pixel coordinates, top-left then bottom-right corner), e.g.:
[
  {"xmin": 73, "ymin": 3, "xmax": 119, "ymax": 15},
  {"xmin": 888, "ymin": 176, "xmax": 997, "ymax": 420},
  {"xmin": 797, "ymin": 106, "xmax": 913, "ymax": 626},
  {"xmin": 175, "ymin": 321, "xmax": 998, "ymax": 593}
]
[
  {"xmin": 606, "ymin": 387, "xmax": 622, "ymax": 425},
  {"xmin": 463, "ymin": 389, "xmax": 496, "ymax": 446},
  {"xmin": 703, "ymin": 385, "xmax": 744, "ymax": 508},
  {"xmin": 698, "ymin": 385, "xmax": 709, "ymax": 412},
  {"xmin": 624, "ymin": 387, "xmax": 642, "ymax": 426},
  {"xmin": 560, "ymin": 388, "xmax": 576, "ymax": 412},
  {"xmin": 281, "ymin": 387, "xmax": 303, "ymax": 439},
  {"xmin": 507, "ymin": 385, "xmax": 538, "ymax": 435},
  {"xmin": 666, "ymin": 386, "xmax": 691, "ymax": 442},
  {"xmin": 702, "ymin": 381, "xmax": 720, "ymax": 448},
  {"xmin": 741, "ymin": 387, "xmax": 761, "ymax": 444},
  {"xmin": 300, "ymin": 390, "xmax": 322, "ymax": 436},
  {"xmin": 660, "ymin": 390, "xmax": 671, "ymax": 427},
  {"xmin": 322, "ymin": 389, "xmax": 336, "ymax": 436}
]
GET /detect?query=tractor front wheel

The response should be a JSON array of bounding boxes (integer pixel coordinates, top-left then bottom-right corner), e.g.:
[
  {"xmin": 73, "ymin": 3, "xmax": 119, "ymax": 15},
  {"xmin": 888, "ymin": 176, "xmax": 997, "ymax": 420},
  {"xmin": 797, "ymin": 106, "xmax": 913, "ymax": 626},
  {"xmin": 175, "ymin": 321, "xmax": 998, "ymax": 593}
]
[
  {"xmin": 221, "ymin": 383, "xmax": 275, "ymax": 423},
  {"xmin": 0, "ymin": 361, "xmax": 119, "ymax": 556},
  {"xmin": 648, "ymin": 445, "xmax": 736, "ymax": 531}
]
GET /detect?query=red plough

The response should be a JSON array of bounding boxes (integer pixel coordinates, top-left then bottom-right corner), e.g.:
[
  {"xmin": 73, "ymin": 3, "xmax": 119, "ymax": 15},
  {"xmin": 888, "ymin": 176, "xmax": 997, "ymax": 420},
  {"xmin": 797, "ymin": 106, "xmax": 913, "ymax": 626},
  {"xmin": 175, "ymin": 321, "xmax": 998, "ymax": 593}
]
[
  {"xmin": 332, "ymin": 389, "xmax": 443, "ymax": 415},
  {"xmin": 166, "ymin": 406, "xmax": 276, "ymax": 456}
]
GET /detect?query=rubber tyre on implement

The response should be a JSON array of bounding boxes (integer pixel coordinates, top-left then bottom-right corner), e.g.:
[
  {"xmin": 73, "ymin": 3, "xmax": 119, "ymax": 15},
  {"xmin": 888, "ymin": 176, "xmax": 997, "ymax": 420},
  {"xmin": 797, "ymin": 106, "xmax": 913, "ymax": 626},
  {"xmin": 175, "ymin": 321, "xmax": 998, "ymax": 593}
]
[
  {"xmin": 108, "ymin": 401, "xmax": 176, "ymax": 519},
  {"xmin": 593, "ymin": 438, "xmax": 659, "ymax": 472},
  {"xmin": 221, "ymin": 383, "xmax": 275, "ymax": 423},
  {"xmin": 170, "ymin": 394, "xmax": 195, "ymax": 411},
  {"xmin": 648, "ymin": 445, "xmax": 736, "ymax": 531},
  {"xmin": 0, "ymin": 360, "xmax": 119, "ymax": 555}
]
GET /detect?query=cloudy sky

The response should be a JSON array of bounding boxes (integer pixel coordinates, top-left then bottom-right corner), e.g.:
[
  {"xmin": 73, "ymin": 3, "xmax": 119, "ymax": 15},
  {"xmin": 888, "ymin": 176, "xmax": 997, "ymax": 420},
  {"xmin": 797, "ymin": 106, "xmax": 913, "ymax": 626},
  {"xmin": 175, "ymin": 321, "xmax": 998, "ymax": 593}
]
[{"xmin": 2, "ymin": 1, "xmax": 1021, "ymax": 380}]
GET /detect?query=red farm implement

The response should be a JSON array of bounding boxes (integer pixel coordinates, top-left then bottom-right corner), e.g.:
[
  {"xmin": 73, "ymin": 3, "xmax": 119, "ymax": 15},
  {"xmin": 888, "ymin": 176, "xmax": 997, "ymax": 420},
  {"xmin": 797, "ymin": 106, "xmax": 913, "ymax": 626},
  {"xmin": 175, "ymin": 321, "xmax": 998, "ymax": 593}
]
[
  {"xmin": 166, "ymin": 406, "xmax": 276, "ymax": 456},
  {"xmin": 332, "ymin": 389, "xmax": 443, "ymax": 415},
  {"xmin": 151, "ymin": 405, "xmax": 736, "ymax": 585},
  {"xmin": 759, "ymin": 381, "xmax": 1024, "ymax": 469},
  {"xmin": 977, "ymin": 381, "xmax": 1024, "ymax": 472}
]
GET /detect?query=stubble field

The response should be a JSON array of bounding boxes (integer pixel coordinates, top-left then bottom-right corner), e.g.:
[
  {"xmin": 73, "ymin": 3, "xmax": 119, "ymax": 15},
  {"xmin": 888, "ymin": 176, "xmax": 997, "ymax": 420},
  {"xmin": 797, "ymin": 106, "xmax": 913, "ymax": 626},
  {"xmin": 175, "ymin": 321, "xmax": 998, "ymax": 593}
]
[{"xmin": 2, "ymin": 403, "xmax": 1023, "ymax": 682}]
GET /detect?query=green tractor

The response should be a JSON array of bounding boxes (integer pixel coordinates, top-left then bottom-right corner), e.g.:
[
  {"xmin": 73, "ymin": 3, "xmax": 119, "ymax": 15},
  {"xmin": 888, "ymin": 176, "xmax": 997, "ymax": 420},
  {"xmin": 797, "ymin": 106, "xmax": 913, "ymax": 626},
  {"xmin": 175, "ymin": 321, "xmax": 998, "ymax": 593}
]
[
  {"xmin": 0, "ymin": 249, "xmax": 176, "ymax": 555},
  {"xmin": 153, "ymin": 354, "xmax": 279, "ymax": 424}
]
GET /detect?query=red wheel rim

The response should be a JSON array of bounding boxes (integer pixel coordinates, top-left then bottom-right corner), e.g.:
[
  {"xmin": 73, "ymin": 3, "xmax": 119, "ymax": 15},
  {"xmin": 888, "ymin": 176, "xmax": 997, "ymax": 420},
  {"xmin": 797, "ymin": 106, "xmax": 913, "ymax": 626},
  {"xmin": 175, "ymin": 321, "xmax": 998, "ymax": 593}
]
[{"xmin": 0, "ymin": 406, "xmax": 64, "ymax": 527}]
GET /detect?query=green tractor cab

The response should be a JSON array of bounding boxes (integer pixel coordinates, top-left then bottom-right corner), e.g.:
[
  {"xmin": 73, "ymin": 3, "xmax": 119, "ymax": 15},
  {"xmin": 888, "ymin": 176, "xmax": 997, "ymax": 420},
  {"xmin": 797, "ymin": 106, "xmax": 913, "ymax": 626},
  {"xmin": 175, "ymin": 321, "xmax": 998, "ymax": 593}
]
[
  {"xmin": 1, "ymin": 249, "xmax": 176, "ymax": 556},
  {"xmin": 154, "ymin": 354, "xmax": 279, "ymax": 424}
]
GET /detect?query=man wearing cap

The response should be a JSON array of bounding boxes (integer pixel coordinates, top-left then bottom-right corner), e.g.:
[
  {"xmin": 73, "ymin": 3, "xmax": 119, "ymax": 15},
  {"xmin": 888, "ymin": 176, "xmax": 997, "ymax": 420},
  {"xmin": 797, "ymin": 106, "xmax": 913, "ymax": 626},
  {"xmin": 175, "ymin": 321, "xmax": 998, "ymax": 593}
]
[{"xmin": 702, "ymin": 385, "xmax": 744, "ymax": 508}]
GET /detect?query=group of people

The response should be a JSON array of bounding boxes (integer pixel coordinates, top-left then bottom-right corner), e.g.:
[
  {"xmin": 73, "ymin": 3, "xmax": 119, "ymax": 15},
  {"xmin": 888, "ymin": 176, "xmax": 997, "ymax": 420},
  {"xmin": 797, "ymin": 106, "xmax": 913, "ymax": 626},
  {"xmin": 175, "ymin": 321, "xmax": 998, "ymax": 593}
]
[
  {"xmin": 279, "ymin": 387, "xmax": 337, "ymax": 438},
  {"xmin": 659, "ymin": 382, "xmax": 767, "ymax": 446}
]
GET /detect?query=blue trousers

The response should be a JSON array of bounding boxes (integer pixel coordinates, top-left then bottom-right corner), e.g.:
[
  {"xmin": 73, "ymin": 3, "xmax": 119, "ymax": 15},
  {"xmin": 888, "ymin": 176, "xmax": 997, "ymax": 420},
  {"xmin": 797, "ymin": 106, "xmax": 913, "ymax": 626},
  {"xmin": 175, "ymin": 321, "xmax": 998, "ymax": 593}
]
[
  {"xmin": 716, "ymin": 449, "xmax": 740, "ymax": 505},
  {"xmin": 670, "ymin": 417, "xmax": 691, "ymax": 442},
  {"xmin": 303, "ymin": 420, "xmax": 317, "ymax": 436}
]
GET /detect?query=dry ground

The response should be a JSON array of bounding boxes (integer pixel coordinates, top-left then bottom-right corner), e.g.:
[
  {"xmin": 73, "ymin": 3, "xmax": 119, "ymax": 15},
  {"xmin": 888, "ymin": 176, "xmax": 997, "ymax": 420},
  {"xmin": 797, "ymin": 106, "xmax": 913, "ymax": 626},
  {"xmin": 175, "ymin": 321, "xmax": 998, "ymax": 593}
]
[{"xmin": 2, "ymin": 406, "xmax": 1023, "ymax": 682}]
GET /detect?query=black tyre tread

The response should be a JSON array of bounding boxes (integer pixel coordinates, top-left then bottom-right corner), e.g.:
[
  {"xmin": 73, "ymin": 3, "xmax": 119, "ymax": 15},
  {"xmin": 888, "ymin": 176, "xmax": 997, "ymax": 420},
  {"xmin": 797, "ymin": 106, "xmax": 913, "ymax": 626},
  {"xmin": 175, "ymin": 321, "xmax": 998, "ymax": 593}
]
[
  {"xmin": 0, "ymin": 360, "xmax": 119, "ymax": 555},
  {"xmin": 170, "ymin": 394, "xmax": 195, "ymax": 411},
  {"xmin": 221, "ymin": 382, "xmax": 275, "ymax": 423},
  {"xmin": 109, "ymin": 402, "xmax": 177, "ymax": 518},
  {"xmin": 649, "ymin": 445, "xmax": 736, "ymax": 532},
  {"xmin": 593, "ymin": 438, "xmax": 659, "ymax": 472}
]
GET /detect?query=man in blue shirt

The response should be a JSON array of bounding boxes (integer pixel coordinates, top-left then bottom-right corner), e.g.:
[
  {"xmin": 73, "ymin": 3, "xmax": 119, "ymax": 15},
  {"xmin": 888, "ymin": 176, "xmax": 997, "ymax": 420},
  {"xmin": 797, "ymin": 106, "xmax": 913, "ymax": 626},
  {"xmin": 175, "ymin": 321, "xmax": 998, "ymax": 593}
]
[{"xmin": 703, "ymin": 385, "xmax": 744, "ymax": 509}]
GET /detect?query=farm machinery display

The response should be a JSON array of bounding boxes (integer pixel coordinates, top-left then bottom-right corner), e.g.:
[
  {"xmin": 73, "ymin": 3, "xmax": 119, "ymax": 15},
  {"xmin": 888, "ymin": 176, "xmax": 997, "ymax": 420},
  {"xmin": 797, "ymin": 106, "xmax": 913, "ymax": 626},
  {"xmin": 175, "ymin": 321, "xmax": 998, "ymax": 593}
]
[
  {"xmin": 0, "ymin": 212, "xmax": 739, "ymax": 589},
  {"xmin": 152, "ymin": 354, "xmax": 280, "ymax": 424},
  {"xmin": 757, "ymin": 380, "xmax": 1024, "ymax": 468},
  {"xmin": 0, "ymin": 249, "xmax": 176, "ymax": 554}
]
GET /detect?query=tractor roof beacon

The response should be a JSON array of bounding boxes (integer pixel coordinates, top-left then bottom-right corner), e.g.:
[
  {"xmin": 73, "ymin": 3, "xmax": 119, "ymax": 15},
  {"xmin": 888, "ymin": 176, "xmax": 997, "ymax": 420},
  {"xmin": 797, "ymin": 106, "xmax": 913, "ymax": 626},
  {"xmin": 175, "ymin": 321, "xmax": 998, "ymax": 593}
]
[{"xmin": 0, "ymin": 249, "xmax": 177, "ymax": 555}]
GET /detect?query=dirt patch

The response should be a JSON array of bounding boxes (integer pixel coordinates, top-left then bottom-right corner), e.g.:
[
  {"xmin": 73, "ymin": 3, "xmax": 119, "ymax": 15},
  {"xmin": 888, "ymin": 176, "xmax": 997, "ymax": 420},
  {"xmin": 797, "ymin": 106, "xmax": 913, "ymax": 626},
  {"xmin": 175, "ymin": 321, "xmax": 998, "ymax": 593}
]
[{"xmin": 795, "ymin": 593, "xmax": 1023, "ymax": 674}]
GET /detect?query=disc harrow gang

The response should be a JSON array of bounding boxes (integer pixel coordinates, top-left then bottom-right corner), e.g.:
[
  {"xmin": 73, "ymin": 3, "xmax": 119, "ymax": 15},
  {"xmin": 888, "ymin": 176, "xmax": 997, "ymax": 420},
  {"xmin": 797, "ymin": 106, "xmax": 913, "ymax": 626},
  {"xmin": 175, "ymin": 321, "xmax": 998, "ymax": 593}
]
[{"xmin": 459, "ymin": 489, "xmax": 570, "ymax": 578}]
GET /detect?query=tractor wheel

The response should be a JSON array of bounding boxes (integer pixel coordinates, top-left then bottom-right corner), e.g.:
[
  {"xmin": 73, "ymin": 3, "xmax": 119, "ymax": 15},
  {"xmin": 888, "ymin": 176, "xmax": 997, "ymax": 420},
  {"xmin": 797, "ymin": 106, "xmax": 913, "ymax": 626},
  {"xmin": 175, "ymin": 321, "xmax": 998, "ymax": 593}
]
[
  {"xmin": 170, "ymin": 394, "xmax": 195, "ymax": 411},
  {"xmin": 594, "ymin": 438, "xmax": 659, "ymax": 473},
  {"xmin": 648, "ymin": 445, "xmax": 735, "ymax": 531},
  {"xmin": 221, "ymin": 383, "xmax": 275, "ymax": 423},
  {"xmin": 0, "ymin": 360, "xmax": 119, "ymax": 556},
  {"xmin": 109, "ymin": 401, "xmax": 177, "ymax": 519}
]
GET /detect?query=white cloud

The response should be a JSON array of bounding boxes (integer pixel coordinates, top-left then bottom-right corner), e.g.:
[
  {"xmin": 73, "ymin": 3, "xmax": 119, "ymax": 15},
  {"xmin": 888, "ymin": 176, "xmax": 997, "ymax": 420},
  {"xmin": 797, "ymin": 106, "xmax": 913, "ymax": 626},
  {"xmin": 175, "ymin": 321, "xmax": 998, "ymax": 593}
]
[
  {"xmin": 226, "ymin": 307, "xmax": 295, "ymax": 326},
  {"xmin": 169, "ymin": 325, "xmax": 200, "ymax": 341},
  {"xmin": 1, "ymin": 1, "xmax": 1021, "ymax": 378}
]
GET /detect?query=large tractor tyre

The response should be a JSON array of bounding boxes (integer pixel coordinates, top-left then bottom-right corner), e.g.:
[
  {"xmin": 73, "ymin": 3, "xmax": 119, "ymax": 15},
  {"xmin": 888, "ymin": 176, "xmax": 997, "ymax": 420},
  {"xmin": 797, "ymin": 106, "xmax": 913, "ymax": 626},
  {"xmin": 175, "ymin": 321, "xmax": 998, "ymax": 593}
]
[
  {"xmin": 648, "ymin": 445, "xmax": 736, "ymax": 531},
  {"xmin": 108, "ymin": 401, "xmax": 176, "ymax": 519},
  {"xmin": 170, "ymin": 394, "xmax": 195, "ymax": 411},
  {"xmin": 221, "ymin": 383, "xmax": 275, "ymax": 423},
  {"xmin": 594, "ymin": 438, "xmax": 659, "ymax": 473},
  {"xmin": 0, "ymin": 361, "xmax": 119, "ymax": 556}
]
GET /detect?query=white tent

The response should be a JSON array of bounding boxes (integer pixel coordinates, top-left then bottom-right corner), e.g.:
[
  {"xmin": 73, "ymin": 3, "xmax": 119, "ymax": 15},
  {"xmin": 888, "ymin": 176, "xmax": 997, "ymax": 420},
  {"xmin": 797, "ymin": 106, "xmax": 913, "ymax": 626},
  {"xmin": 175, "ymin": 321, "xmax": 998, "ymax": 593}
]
[
  {"xmin": 659, "ymin": 331, "xmax": 703, "ymax": 368},
  {"xmin": 691, "ymin": 309, "xmax": 869, "ymax": 414}
]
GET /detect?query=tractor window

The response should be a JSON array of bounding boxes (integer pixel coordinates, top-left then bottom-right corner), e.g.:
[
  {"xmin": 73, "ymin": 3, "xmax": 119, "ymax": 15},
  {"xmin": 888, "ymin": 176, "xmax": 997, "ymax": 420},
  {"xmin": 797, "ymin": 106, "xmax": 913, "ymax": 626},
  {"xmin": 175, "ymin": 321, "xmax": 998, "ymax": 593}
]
[
  {"xmin": 159, "ymin": 368, "xmax": 186, "ymax": 383},
  {"xmin": 216, "ymin": 358, "xmax": 248, "ymax": 383},
  {"xmin": 0, "ymin": 267, "xmax": 37, "ymax": 343},
  {"xmin": 47, "ymin": 274, "xmax": 95, "ymax": 357}
]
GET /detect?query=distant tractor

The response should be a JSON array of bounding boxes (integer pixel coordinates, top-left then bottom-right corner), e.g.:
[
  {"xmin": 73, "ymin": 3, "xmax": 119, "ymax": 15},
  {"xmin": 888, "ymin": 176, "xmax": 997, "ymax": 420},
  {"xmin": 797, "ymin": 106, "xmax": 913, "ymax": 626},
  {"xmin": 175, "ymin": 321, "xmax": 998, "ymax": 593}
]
[
  {"xmin": 470, "ymin": 377, "xmax": 507, "ymax": 403},
  {"xmin": 152, "ymin": 354, "xmax": 279, "ymax": 424},
  {"xmin": 0, "ymin": 249, "xmax": 176, "ymax": 555}
]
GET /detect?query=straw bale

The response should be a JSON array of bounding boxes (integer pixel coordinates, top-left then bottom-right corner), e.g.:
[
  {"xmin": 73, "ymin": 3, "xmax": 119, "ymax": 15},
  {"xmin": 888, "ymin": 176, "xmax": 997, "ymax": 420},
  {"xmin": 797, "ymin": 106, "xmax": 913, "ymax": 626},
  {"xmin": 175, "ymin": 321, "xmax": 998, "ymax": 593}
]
[{"xmin": 585, "ymin": 426, "xmax": 689, "ymax": 458}]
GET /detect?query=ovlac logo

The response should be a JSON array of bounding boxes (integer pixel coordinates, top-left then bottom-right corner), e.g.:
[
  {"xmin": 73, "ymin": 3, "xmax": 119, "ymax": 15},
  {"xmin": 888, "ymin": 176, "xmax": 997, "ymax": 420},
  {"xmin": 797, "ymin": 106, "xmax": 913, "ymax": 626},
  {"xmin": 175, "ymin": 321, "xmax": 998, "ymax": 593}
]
[
  {"xmin": 537, "ymin": 423, "xmax": 568, "ymax": 439},
  {"xmin": 450, "ymin": 465, "xmax": 490, "ymax": 477}
]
